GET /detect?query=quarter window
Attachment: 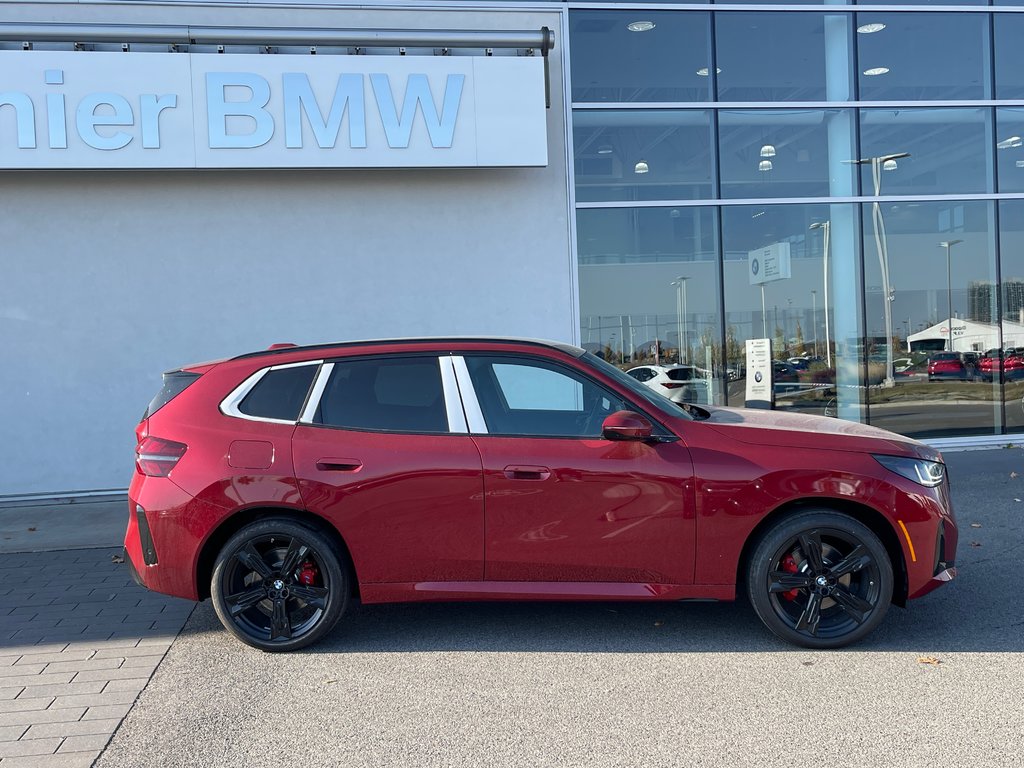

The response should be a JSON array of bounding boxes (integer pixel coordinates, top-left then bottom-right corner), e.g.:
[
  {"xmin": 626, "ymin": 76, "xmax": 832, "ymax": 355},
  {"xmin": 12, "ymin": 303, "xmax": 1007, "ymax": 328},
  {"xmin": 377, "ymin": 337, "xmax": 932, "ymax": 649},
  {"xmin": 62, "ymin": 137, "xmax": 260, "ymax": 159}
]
[
  {"xmin": 315, "ymin": 357, "xmax": 448, "ymax": 433},
  {"xmin": 465, "ymin": 356, "xmax": 627, "ymax": 438},
  {"xmin": 238, "ymin": 365, "xmax": 317, "ymax": 421}
]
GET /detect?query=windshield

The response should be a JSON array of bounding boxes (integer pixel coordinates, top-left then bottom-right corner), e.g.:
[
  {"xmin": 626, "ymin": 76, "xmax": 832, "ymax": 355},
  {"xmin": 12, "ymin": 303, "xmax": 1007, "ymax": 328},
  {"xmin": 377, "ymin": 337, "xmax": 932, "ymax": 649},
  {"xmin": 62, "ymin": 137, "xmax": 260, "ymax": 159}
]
[{"xmin": 579, "ymin": 353, "xmax": 694, "ymax": 421}]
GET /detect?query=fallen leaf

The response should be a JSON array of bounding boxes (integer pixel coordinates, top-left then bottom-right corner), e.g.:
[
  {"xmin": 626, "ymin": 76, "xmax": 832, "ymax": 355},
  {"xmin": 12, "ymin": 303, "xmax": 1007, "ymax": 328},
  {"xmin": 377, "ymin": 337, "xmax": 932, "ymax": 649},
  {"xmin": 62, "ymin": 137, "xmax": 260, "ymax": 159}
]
[
  {"xmin": 325, "ymin": 679, "xmax": 338, "ymax": 685},
  {"xmin": 1012, "ymin": 471, "xmax": 1019, "ymax": 478},
  {"xmin": 917, "ymin": 656, "xmax": 941, "ymax": 665},
  {"xmin": 970, "ymin": 523, "xmax": 982, "ymax": 528},
  {"xmin": 1016, "ymin": 499, "xmax": 1022, "ymax": 503},
  {"xmin": 801, "ymin": 661, "xmax": 814, "ymax": 666},
  {"xmin": 654, "ymin": 620, "xmax": 664, "ymax": 627},
  {"xmin": 111, "ymin": 554, "xmax": 125, "ymax": 563},
  {"xmin": 26, "ymin": 527, "xmax": 36, "ymax": 532},
  {"xmin": 970, "ymin": 541, "xmax": 982, "ymax": 547}
]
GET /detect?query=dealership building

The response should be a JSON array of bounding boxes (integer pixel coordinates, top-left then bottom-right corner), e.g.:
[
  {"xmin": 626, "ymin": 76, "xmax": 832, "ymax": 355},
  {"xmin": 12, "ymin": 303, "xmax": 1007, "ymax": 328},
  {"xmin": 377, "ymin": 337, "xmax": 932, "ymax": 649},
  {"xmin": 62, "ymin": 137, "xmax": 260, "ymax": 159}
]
[{"xmin": 3, "ymin": 0, "xmax": 1024, "ymax": 500}]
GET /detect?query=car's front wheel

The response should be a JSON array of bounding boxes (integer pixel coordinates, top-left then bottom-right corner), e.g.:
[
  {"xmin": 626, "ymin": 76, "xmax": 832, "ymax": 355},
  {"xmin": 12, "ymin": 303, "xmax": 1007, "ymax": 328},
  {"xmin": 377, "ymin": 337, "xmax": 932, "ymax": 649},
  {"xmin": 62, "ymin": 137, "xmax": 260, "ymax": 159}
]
[
  {"xmin": 747, "ymin": 510, "xmax": 893, "ymax": 648},
  {"xmin": 211, "ymin": 518, "xmax": 348, "ymax": 652}
]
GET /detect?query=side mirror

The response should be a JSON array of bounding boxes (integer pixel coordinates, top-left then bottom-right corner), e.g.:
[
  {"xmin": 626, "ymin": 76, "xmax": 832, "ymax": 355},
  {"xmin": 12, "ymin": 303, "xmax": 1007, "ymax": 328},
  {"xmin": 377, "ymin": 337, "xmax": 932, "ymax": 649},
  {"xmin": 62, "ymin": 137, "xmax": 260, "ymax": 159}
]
[{"xmin": 601, "ymin": 410, "xmax": 654, "ymax": 441}]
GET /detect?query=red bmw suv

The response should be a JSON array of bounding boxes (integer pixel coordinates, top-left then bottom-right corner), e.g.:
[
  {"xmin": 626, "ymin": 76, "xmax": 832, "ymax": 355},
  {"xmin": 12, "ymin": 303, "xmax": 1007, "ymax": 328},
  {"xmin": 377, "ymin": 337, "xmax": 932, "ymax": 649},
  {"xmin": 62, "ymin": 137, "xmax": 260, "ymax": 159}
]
[{"xmin": 126, "ymin": 338, "xmax": 957, "ymax": 651}]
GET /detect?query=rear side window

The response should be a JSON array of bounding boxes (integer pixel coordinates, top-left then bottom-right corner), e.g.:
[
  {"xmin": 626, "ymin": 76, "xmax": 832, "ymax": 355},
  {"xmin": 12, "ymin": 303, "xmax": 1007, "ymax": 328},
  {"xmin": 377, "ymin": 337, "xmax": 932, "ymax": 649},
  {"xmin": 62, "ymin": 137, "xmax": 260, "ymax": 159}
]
[
  {"xmin": 239, "ymin": 365, "xmax": 318, "ymax": 421},
  {"xmin": 145, "ymin": 371, "xmax": 200, "ymax": 418},
  {"xmin": 666, "ymin": 368, "xmax": 696, "ymax": 381},
  {"xmin": 316, "ymin": 357, "xmax": 447, "ymax": 433}
]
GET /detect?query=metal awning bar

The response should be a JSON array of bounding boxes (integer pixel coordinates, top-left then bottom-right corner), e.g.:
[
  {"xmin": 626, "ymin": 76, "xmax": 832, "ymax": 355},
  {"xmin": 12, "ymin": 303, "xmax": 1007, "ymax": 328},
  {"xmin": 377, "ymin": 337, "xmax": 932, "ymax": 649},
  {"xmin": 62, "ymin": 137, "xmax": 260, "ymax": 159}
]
[{"xmin": 0, "ymin": 23, "xmax": 555, "ymax": 51}]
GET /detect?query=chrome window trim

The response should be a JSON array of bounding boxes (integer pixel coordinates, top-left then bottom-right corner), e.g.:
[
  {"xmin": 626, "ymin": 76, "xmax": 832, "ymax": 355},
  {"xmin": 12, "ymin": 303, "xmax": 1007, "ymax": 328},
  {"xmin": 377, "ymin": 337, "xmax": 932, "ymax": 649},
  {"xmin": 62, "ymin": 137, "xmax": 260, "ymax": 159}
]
[
  {"xmin": 299, "ymin": 362, "xmax": 334, "ymax": 425},
  {"xmin": 219, "ymin": 360, "xmax": 322, "ymax": 425},
  {"xmin": 451, "ymin": 356, "xmax": 488, "ymax": 434},
  {"xmin": 440, "ymin": 357, "xmax": 469, "ymax": 434}
]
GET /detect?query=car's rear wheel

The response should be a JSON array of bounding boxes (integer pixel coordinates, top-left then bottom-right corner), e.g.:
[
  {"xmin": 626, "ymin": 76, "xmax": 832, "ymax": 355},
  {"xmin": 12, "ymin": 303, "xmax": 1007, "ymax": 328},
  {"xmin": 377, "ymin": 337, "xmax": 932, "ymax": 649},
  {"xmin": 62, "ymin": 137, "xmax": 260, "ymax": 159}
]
[
  {"xmin": 211, "ymin": 518, "xmax": 348, "ymax": 652},
  {"xmin": 747, "ymin": 510, "xmax": 893, "ymax": 649}
]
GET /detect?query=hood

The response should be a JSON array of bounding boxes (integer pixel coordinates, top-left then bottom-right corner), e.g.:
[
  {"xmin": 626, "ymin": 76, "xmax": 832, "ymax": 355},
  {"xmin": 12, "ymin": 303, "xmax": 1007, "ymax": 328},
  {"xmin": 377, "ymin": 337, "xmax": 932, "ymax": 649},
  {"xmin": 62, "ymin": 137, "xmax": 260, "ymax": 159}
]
[{"xmin": 700, "ymin": 406, "xmax": 941, "ymax": 462}]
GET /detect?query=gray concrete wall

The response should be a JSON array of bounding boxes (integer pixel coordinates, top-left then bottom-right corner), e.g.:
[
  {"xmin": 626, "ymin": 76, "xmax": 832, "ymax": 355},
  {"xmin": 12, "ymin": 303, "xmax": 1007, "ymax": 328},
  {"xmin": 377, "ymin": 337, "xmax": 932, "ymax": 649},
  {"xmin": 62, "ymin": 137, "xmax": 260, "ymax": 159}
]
[{"xmin": 0, "ymin": 2, "xmax": 572, "ymax": 497}]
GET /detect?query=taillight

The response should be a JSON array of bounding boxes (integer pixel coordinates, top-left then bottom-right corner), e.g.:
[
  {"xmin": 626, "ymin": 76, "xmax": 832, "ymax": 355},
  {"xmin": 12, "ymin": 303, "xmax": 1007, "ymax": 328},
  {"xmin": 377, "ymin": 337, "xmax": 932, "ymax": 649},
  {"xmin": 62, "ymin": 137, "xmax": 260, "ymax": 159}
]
[
  {"xmin": 661, "ymin": 382, "xmax": 685, "ymax": 389},
  {"xmin": 136, "ymin": 436, "xmax": 188, "ymax": 477}
]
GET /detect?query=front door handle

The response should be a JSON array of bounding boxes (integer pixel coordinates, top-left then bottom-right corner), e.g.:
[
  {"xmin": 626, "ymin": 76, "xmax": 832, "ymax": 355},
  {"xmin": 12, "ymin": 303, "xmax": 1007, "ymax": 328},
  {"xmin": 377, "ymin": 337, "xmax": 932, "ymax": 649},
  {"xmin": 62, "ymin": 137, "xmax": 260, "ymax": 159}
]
[
  {"xmin": 503, "ymin": 465, "xmax": 551, "ymax": 481},
  {"xmin": 316, "ymin": 458, "xmax": 362, "ymax": 472}
]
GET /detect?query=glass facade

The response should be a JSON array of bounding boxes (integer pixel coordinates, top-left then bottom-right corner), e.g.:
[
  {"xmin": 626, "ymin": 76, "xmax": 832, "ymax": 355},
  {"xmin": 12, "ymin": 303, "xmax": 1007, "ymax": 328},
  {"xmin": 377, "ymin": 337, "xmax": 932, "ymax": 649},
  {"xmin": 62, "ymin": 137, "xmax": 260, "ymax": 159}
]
[{"xmin": 571, "ymin": 7, "xmax": 1024, "ymax": 440}]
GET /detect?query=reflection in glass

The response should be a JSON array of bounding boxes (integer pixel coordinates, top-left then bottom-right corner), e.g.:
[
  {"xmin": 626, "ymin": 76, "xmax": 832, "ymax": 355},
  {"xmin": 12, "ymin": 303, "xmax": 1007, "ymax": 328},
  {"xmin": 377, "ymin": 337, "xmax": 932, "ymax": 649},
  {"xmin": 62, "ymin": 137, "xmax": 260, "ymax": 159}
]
[
  {"xmin": 999, "ymin": 202, "xmax": 1024, "ymax": 434},
  {"xmin": 996, "ymin": 109, "xmax": 1024, "ymax": 193},
  {"xmin": 863, "ymin": 201, "xmax": 1000, "ymax": 438},
  {"xmin": 719, "ymin": 110, "xmax": 855, "ymax": 199},
  {"xmin": 858, "ymin": 109, "xmax": 993, "ymax": 196},
  {"xmin": 715, "ymin": 13, "xmax": 846, "ymax": 102},
  {"xmin": 721, "ymin": 204, "xmax": 863, "ymax": 420},
  {"xmin": 577, "ymin": 207, "xmax": 723, "ymax": 404},
  {"xmin": 569, "ymin": 11, "xmax": 712, "ymax": 103},
  {"xmin": 995, "ymin": 14, "xmax": 1024, "ymax": 99},
  {"xmin": 573, "ymin": 111, "xmax": 713, "ymax": 202},
  {"xmin": 856, "ymin": 14, "xmax": 989, "ymax": 100}
]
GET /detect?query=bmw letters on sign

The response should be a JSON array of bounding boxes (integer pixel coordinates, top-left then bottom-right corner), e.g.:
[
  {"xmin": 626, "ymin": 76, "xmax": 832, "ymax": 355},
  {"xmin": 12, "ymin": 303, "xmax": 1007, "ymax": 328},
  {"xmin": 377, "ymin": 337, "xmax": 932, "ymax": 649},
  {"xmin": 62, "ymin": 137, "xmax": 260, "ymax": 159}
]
[{"xmin": 0, "ymin": 51, "xmax": 548, "ymax": 169}]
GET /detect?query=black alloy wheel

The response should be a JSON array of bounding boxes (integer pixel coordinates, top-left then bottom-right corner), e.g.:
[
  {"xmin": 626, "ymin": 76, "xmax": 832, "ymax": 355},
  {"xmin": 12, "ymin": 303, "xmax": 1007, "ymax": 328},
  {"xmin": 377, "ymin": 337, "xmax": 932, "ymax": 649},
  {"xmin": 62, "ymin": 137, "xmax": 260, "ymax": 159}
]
[
  {"xmin": 211, "ymin": 518, "xmax": 348, "ymax": 652},
  {"xmin": 747, "ymin": 511, "xmax": 893, "ymax": 649}
]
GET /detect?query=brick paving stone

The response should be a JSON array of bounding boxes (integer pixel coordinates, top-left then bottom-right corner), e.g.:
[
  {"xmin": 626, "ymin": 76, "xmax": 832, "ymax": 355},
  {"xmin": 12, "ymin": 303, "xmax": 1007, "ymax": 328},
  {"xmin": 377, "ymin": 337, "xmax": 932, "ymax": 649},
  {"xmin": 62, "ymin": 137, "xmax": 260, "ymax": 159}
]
[
  {"xmin": 72, "ymin": 666, "xmax": 156, "ymax": 683},
  {"xmin": 82, "ymin": 704, "xmax": 133, "ymax": 721},
  {"xmin": 23, "ymin": 717, "xmax": 122, "ymax": 739},
  {"xmin": 0, "ymin": 737, "xmax": 64, "ymax": 758},
  {"xmin": 0, "ymin": 707, "xmax": 86, "ymax": 727},
  {"xmin": 50, "ymin": 691, "xmax": 138, "ymax": 710},
  {"xmin": 14, "ymin": 682, "xmax": 106, "ymax": 700},
  {"xmin": 0, "ymin": 665, "xmax": 45, "ymax": 678},
  {"xmin": 57, "ymin": 734, "xmax": 111, "ymax": 753},
  {"xmin": 43, "ymin": 659, "xmax": 123, "ymax": 675},
  {"xmin": 0, "ymin": 724, "xmax": 29, "ymax": 740},
  {"xmin": 0, "ymin": 698, "xmax": 53, "ymax": 714},
  {"xmin": 13, "ymin": 653, "xmax": 94, "ymax": 667},
  {"xmin": 98, "ymin": 680, "xmax": 146, "ymax": 695},
  {"xmin": 0, "ymin": 751, "xmax": 101, "ymax": 767}
]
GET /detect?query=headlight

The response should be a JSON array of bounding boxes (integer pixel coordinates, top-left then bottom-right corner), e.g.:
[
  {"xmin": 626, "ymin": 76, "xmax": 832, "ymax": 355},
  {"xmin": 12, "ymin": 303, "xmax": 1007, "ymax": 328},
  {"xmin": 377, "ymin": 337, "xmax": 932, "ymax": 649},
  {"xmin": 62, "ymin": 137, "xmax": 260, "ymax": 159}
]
[{"xmin": 874, "ymin": 455, "xmax": 945, "ymax": 487}]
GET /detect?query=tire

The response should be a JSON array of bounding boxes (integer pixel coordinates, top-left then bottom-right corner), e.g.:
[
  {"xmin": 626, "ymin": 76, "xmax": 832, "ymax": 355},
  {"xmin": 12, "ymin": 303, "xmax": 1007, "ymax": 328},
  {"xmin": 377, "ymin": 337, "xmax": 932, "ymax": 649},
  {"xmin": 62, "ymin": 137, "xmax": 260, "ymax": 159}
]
[
  {"xmin": 746, "ymin": 510, "xmax": 893, "ymax": 649},
  {"xmin": 211, "ymin": 518, "xmax": 349, "ymax": 652}
]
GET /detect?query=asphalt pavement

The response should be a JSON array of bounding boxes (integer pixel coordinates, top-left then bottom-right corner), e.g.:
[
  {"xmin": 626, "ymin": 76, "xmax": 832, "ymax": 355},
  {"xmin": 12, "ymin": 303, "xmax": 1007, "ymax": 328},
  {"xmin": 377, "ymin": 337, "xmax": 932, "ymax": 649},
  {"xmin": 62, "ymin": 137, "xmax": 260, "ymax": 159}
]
[{"xmin": 93, "ymin": 449, "xmax": 1024, "ymax": 768}]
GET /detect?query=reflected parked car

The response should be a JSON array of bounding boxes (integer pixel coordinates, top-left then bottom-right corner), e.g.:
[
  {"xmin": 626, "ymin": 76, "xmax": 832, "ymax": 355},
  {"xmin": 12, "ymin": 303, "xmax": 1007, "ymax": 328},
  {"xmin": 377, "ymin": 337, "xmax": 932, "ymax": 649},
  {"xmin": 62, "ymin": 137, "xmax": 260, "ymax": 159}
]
[
  {"xmin": 125, "ymin": 337, "xmax": 957, "ymax": 652},
  {"xmin": 928, "ymin": 352, "xmax": 970, "ymax": 381},
  {"xmin": 626, "ymin": 364, "xmax": 712, "ymax": 404},
  {"xmin": 978, "ymin": 349, "xmax": 1023, "ymax": 381}
]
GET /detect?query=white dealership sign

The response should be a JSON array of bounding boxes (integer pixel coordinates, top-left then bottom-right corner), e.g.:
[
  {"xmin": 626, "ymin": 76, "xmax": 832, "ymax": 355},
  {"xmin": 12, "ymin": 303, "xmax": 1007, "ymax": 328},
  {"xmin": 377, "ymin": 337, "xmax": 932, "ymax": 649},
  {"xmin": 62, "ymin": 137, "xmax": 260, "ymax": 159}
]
[
  {"xmin": 0, "ymin": 51, "xmax": 548, "ymax": 169},
  {"xmin": 748, "ymin": 242, "xmax": 792, "ymax": 286},
  {"xmin": 744, "ymin": 338, "xmax": 773, "ymax": 409}
]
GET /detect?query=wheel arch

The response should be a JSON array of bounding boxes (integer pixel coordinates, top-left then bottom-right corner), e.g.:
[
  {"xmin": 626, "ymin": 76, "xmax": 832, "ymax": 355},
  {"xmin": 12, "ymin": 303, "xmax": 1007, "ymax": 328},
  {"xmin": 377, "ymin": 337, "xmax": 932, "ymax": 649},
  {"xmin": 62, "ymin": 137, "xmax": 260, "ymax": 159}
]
[
  {"xmin": 194, "ymin": 506, "xmax": 359, "ymax": 601},
  {"xmin": 735, "ymin": 497, "xmax": 908, "ymax": 607}
]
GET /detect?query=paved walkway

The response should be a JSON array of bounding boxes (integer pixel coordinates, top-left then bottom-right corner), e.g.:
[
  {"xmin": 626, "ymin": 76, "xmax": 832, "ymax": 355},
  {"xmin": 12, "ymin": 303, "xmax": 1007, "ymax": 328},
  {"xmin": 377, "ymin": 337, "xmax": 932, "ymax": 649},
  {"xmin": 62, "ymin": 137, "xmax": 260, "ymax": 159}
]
[{"xmin": 0, "ymin": 548, "xmax": 194, "ymax": 766}]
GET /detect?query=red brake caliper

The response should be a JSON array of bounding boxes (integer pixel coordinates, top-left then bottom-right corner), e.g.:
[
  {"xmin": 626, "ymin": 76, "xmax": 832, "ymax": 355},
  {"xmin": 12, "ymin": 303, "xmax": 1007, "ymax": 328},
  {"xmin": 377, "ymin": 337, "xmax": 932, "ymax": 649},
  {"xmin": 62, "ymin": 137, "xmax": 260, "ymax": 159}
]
[
  {"xmin": 780, "ymin": 554, "xmax": 800, "ymax": 601},
  {"xmin": 298, "ymin": 561, "xmax": 318, "ymax": 586}
]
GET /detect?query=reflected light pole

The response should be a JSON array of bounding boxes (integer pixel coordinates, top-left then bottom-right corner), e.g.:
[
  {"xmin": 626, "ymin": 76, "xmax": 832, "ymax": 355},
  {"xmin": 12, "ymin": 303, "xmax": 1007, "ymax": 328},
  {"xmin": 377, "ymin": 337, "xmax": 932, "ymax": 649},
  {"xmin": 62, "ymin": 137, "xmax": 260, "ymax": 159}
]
[
  {"xmin": 809, "ymin": 221, "xmax": 832, "ymax": 368},
  {"xmin": 671, "ymin": 276, "xmax": 690, "ymax": 364},
  {"xmin": 811, "ymin": 289, "xmax": 819, "ymax": 357},
  {"xmin": 849, "ymin": 152, "xmax": 910, "ymax": 387},
  {"xmin": 939, "ymin": 239, "xmax": 963, "ymax": 352}
]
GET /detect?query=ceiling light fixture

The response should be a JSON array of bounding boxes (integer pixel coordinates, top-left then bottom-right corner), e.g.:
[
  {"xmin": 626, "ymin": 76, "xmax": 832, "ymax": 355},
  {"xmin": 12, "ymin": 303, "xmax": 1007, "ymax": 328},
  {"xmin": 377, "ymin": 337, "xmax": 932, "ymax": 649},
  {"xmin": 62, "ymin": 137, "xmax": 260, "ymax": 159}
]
[
  {"xmin": 597, "ymin": 145, "xmax": 613, "ymax": 154},
  {"xmin": 760, "ymin": 144, "xmax": 776, "ymax": 158},
  {"xmin": 759, "ymin": 160, "xmax": 773, "ymax": 172},
  {"xmin": 696, "ymin": 67, "xmax": 722, "ymax": 77},
  {"xmin": 857, "ymin": 23, "xmax": 886, "ymax": 34},
  {"xmin": 634, "ymin": 160, "xmax": 649, "ymax": 174},
  {"xmin": 627, "ymin": 21, "xmax": 655, "ymax": 32},
  {"xmin": 863, "ymin": 67, "xmax": 890, "ymax": 76},
  {"xmin": 997, "ymin": 136, "xmax": 1023, "ymax": 149}
]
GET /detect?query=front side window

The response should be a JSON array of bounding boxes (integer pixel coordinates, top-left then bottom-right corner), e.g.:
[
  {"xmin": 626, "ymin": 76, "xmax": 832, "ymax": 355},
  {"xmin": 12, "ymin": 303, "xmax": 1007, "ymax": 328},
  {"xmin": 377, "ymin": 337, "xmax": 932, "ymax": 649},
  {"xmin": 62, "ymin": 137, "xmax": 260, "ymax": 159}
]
[
  {"xmin": 465, "ymin": 356, "xmax": 627, "ymax": 438},
  {"xmin": 315, "ymin": 357, "xmax": 448, "ymax": 433}
]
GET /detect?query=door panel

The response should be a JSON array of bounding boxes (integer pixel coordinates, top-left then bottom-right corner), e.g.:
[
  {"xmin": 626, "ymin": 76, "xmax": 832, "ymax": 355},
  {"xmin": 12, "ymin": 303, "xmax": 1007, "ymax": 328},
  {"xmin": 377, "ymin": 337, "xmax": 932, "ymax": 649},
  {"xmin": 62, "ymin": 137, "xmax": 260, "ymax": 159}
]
[
  {"xmin": 293, "ymin": 426, "xmax": 484, "ymax": 583},
  {"xmin": 458, "ymin": 354, "xmax": 696, "ymax": 584},
  {"xmin": 474, "ymin": 436, "xmax": 695, "ymax": 583}
]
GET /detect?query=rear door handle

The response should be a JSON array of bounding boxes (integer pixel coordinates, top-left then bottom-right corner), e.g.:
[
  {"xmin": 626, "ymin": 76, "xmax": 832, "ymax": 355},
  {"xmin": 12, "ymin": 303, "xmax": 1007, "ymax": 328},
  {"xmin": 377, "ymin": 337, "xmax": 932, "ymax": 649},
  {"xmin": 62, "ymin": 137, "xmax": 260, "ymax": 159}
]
[
  {"xmin": 316, "ymin": 458, "xmax": 362, "ymax": 472},
  {"xmin": 503, "ymin": 465, "xmax": 551, "ymax": 481}
]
